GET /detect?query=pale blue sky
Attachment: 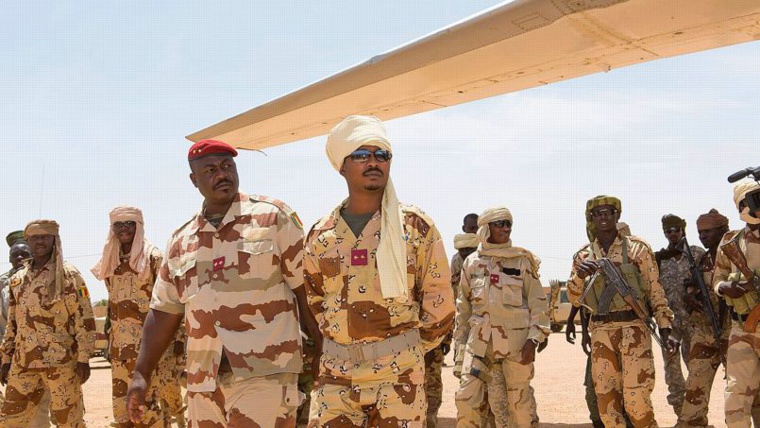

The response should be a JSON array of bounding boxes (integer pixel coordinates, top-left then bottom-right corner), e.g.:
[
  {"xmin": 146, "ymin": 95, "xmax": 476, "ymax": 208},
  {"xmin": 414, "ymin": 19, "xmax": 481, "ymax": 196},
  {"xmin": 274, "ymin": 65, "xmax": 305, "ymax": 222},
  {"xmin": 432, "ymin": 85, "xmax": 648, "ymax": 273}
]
[{"xmin": 2, "ymin": 1, "xmax": 759, "ymax": 303}]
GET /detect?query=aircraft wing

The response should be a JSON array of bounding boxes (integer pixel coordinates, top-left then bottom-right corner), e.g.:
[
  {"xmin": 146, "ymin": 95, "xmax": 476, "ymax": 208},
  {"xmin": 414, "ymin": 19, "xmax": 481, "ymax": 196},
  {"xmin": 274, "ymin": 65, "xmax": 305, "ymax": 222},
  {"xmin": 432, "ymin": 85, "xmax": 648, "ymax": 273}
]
[{"xmin": 187, "ymin": 0, "xmax": 760, "ymax": 149}]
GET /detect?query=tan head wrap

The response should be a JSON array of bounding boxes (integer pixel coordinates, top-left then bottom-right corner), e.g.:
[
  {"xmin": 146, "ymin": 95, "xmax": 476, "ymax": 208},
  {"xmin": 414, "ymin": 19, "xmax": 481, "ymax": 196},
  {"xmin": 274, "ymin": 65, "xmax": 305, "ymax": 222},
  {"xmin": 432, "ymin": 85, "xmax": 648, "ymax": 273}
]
[
  {"xmin": 92, "ymin": 206, "xmax": 154, "ymax": 282},
  {"xmin": 661, "ymin": 214, "xmax": 686, "ymax": 232},
  {"xmin": 326, "ymin": 115, "xmax": 407, "ymax": 300},
  {"xmin": 24, "ymin": 219, "xmax": 64, "ymax": 300},
  {"xmin": 453, "ymin": 233, "xmax": 479, "ymax": 250},
  {"xmin": 696, "ymin": 209, "xmax": 729, "ymax": 230},
  {"xmin": 585, "ymin": 195, "xmax": 622, "ymax": 242},
  {"xmin": 476, "ymin": 206, "xmax": 540, "ymax": 275},
  {"xmin": 733, "ymin": 180, "xmax": 760, "ymax": 225}
]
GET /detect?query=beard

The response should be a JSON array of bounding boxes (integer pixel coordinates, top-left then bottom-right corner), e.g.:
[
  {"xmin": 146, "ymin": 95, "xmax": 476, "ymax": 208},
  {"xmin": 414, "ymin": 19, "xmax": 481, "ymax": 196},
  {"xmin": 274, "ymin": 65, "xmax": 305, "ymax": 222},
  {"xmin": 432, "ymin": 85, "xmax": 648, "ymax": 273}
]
[{"xmin": 363, "ymin": 183, "xmax": 385, "ymax": 192}]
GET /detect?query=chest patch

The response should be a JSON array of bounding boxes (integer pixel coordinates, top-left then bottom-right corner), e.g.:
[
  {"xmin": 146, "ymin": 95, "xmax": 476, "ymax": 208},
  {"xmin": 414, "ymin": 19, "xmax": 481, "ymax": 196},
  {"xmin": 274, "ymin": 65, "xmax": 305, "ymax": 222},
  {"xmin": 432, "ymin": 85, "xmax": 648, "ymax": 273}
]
[
  {"xmin": 490, "ymin": 274, "xmax": 499, "ymax": 284},
  {"xmin": 502, "ymin": 267, "xmax": 521, "ymax": 276},
  {"xmin": 213, "ymin": 257, "xmax": 225, "ymax": 271},
  {"xmin": 351, "ymin": 249, "xmax": 368, "ymax": 266}
]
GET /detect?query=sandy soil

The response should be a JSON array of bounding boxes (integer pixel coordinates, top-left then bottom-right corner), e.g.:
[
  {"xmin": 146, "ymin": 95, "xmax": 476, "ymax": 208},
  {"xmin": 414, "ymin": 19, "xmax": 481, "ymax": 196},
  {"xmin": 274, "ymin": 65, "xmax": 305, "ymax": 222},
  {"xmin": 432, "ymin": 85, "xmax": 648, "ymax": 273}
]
[{"xmin": 3, "ymin": 332, "xmax": 727, "ymax": 427}]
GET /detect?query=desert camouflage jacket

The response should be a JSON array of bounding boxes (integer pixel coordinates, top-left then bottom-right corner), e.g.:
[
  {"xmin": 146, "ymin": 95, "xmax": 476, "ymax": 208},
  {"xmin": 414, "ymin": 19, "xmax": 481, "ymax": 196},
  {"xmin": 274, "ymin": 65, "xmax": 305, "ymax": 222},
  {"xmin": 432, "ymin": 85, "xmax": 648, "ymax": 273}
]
[
  {"xmin": 713, "ymin": 226, "xmax": 760, "ymax": 315},
  {"xmin": 567, "ymin": 235, "xmax": 673, "ymax": 331},
  {"xmin": 1, "ymin": 259, "xmax": 95, "ymax": 368},
  {"xmin": 151, "ymin": 192, "xmax": 304, "ymax": 393},
  {"xmin": 106, "ymin": 245, "xmax": 166, "ymax": 360},
  {"xmin": 454, "ymin": 251, "xmax": 550, "ymax": 359},
  {"xmin": 303, "ymin": 203, "xmax": 455, "ymax": 354}
]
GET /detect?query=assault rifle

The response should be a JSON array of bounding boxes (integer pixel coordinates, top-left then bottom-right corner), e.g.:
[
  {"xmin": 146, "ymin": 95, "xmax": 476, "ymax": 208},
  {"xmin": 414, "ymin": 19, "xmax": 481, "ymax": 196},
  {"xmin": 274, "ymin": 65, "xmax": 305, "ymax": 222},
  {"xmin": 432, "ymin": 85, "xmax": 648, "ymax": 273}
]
[
  {"xmin": 720, "ymin": 233, "xmax": 760, "ymax": 332},
  {"xmin": 678, "ymin": 238, "xmax": 723, "ymax": 356},
  {"xmin": 593, "ymin": 258, "xmax": 671, "ymax": 352}
]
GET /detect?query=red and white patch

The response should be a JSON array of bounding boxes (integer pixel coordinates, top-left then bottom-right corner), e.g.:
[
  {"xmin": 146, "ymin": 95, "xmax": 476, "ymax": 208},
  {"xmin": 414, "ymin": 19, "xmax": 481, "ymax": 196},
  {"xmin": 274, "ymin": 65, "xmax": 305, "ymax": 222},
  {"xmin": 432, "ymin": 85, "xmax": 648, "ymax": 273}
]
[
  {"xmin": 351, "ymin": 249, "xmax": 368, "ymax": 266},
  {"xmin": 213, "ymin": 256, "xmax": 225, "ymax": 271},
  {"xmin": 490, "ymin": 274, "xmax": 499, "ymax": 284}
]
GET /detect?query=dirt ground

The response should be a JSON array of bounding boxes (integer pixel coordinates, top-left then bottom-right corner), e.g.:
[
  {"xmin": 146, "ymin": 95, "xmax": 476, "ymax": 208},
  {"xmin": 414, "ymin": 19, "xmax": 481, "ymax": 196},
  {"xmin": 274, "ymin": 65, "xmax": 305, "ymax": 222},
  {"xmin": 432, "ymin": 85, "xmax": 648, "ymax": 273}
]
[{"xmin": 3, "ymin": 332, "xmax": 727, "ymax": 427}]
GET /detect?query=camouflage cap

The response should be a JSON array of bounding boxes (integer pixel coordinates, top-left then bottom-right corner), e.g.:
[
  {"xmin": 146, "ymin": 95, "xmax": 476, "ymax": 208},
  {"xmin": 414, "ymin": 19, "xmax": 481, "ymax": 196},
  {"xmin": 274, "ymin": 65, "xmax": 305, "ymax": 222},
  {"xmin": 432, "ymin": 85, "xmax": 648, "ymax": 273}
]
[
  {"xmin": 188, "ymin": 139, "xmax": 238, "ymax": 161},
  {"xmin": 5, "ymin": 230, "xmax": 24, "ymax": 247},
  {"xmin": 585, "ymin": 195, "xmax": 622, "ymax": 242}
]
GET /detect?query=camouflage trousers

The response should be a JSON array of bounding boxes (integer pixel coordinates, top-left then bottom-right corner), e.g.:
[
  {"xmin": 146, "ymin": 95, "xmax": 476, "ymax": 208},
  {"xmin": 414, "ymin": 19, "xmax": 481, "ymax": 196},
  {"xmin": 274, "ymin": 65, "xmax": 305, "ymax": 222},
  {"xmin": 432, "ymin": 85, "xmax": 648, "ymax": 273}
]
[
  {"xmin": 455, "ymin": 345, "xmax": 537, "ymax": 428},
  {"xmin": 0, "ymin": 388, "xmax": 52, "ymax": 428},
  {"xmin": 584, "ymin": 356, "xmax": 633, "ymax": 428},
  {"xmin": 725, "ymin": 321, "xmax": 760, "ymax": 428},
  {"xmin": 154, "ymin": 351, "xmax": 185, "ymax": 424},
  {"xmin": 677, "ymin": 321, "xmax": 724, "ymax": 427},
  {"xmin": 424, "ymin": 347, "xmax": 444, "ymax": 428},
  {"xmin": 661, "ymin": 320, "xmax": 692, "ymax": 417},
  {"xmin": 309, "ymin": 347, "xmax": 426, "ymax": 427},
  {"xmin": 112, "ymin": 358, "xmax": 166, "ymax": 427},
  {"xmin": 591, "ymin": 323, "xmax": 657, "ymax": 428},
  {"xmin": 0, "ymin": 364, "xmax": 84, "ymax": 428},
  {"xmin": 187, "ymin": 371, "xmax": 301, "ymax": 427}
]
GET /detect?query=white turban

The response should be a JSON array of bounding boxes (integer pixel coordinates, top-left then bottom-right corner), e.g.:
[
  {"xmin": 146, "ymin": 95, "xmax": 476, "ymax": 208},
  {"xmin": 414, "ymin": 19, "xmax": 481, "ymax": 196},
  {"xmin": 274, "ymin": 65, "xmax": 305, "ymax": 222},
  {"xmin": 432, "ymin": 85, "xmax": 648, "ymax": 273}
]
[
  {"xmin": 326, "ymin": 115, "xmax": 407, "ymax": 300},
  {"xmin": 733, "ymin": 180, "xmax": 760, "ymax": 225},
  {"xmin": 91, "ymin": 206, "xmax": 154, "ymax": 282}
]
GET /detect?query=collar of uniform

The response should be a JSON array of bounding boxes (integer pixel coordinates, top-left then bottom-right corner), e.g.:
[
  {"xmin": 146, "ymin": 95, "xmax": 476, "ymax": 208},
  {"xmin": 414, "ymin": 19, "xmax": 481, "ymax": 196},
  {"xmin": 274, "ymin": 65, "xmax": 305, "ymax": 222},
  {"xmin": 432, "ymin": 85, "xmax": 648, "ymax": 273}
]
[
  {"xmin": 312, "ymin": 200, "xmax": 346, "ymax": 232},
  {"xmin": 591, "ymin": 234, "xmax": 623, "ymax": 258},
  {"xmin": 744, "ymin": 225, "xmax": 760, "ymax": 242},
  {"xmin": 194, "ymin": 192, "xmax": 247, "ymax": 233}
]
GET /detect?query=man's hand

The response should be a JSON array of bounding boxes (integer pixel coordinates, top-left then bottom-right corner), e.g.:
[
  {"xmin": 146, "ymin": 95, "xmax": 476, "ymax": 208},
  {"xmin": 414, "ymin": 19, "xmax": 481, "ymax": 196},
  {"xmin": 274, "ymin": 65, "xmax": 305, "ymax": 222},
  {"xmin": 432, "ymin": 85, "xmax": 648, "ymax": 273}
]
[
  {"xmin": 127, "ymin": 371, "xmax": 149, "ymax": 424},
  {"xmin": 453, "ymin": 343, "xmax": 465, "ymax": 378},
  {"xmin": 660, "ymin": 328, "xmax": 678, "ymax": 358},
  {"xmin": 519, "ymin": 340, "xmax": 537, "ymax": 365},
  {"xmin": 719, "ymin": 281, "xmax": 750, "ymax": 299},
  {"xmin": 537, "ymin": 337, "xmax": 548, "ymax": 353},
  {"xmin": 683, "ymin": 287, "xmax": 703, "ymax": 313},
  {"xmin": 76, "ymin": 362, "xmax": 91, "ymax": 384},
  {"xmin": 576, "ymin": 260, "xmax": 598, "ymax": 280},
  {"xmin": 565, "ymin": 321, "xmax": 577, "ymax": 344},
  {"xmin": 581, "ymin": 330, "xmax": 592, "ymax": 356},
  {"xmin": 0, "ymin": 363, "xmax": 10, "ymax": 385}
]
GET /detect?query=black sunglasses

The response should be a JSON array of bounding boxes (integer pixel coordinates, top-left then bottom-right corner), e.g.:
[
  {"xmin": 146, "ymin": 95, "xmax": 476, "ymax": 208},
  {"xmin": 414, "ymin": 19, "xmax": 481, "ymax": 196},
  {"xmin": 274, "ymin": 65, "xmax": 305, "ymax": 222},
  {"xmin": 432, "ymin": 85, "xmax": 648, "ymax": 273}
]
[
  {"xmin": 489, "ymin": 220, "xmax": 512, "ymax": 228},
  {"xmin": 112, "ymin": 221, "xmax": 137, "ymax": 229},
  {"xmin": 347, "ymin": 149, "xmax": 392, "ymax": 163}
]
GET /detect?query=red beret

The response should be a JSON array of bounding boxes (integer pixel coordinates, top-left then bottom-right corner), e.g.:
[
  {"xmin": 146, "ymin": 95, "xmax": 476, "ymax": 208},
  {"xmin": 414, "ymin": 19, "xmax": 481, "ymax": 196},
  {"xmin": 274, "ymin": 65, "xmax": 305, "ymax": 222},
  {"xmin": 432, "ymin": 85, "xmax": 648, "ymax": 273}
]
[{"xmin": 188, "ymin": 139, "xmax": 238, "ymax": 161}]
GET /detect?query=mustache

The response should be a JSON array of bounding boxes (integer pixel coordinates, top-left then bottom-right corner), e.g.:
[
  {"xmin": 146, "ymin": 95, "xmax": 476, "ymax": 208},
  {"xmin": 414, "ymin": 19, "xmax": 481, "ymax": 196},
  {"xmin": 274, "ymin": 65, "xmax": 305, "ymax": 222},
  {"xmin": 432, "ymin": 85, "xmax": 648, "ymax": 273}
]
[
  {"xmin": 363, "ymin": 168, "xmax": 383, "ymax": 176},
  {"xmin": 213, "ymin": 179, "xmax": 234, "ymax": 189}
]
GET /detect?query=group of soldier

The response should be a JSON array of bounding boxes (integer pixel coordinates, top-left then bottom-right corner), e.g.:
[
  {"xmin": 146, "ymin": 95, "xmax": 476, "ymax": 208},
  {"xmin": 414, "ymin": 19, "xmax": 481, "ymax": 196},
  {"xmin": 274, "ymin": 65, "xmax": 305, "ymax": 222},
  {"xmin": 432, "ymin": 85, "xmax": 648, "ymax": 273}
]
[{"xmin": 0, "ymin": 114, "xmax": 757, "ymax": 428}]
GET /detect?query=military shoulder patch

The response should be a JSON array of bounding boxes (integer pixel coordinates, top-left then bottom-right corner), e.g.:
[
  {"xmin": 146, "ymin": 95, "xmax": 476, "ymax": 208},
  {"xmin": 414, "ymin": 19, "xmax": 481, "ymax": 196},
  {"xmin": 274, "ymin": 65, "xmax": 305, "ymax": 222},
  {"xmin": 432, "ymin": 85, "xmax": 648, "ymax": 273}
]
[
  {"xmin": 9, "ymin": 276, "xmax": 21, "ymax": 287},
  {"xmin": 291, "ymin": 212, "xmax": 303, "ymax": 230},
  {"xmin": 77, "ymin": 286, "xmax": 90, "ymax": 298}
]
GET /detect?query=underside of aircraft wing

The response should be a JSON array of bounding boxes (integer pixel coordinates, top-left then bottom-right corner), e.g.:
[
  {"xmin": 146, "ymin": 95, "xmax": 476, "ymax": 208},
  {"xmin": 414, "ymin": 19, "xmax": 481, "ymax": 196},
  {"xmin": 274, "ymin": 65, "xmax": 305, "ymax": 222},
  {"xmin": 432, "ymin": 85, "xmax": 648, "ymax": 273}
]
[{"xmin": 187, "ymin": 0, "xmax": 760, "ymax": 149}]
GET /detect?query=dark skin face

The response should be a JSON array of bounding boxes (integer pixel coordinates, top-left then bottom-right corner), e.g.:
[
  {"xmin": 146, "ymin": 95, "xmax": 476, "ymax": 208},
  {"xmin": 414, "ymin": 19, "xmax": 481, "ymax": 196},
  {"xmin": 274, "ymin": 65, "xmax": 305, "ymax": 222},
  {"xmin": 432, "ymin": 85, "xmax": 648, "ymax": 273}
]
[
  {"xmin": 26, "ymin": 234, "xmax": 55, "ymax": 268},
  {"xmin": 9, "ymin": 243, "xmax": 32, "ymax": 271},
  {"xmin": 576, "ymin": 205, "xmax": 621, "ymax": 279},
  {"xmin": 462, "ymin": 217, "xmax": 478, "ymax": 234},
  {"xmin": 112, "ymin": 221, "xmax": 137, "ymax": 253},
  {"xmin": 664, "ymin": 227, "xmax": 684, "ymax": 249},
  {"xmin": 340, "ymin": 145, "xmax": 391, "ymax": 193},
  {"xmin": 698, "ymin": 226, "xmax": 726, "ymax": 251},
  {"xmin": 486, "ymin": 221, "xmax": 511, "ymax": 245},
  {"xmin": 189, "ymin": 155, "xmax": 239, "ymax": 216}
]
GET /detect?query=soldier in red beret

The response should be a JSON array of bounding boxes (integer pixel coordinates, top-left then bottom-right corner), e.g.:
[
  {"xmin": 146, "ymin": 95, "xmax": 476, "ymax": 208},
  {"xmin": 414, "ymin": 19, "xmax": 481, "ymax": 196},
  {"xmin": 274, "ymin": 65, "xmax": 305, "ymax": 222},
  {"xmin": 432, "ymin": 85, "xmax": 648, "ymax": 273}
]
[{"xmin": 128, "ymin": 139, "xmax": 319, "ymax": 428}]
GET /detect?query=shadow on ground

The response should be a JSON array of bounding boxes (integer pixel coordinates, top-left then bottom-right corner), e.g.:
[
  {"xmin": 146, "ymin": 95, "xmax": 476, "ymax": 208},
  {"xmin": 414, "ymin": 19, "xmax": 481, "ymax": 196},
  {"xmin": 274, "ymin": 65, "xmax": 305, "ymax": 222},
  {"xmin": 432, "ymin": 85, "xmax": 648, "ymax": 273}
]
[{"xmin": 437, "ymin": 418, "xmax": 594, "ymax": 428}]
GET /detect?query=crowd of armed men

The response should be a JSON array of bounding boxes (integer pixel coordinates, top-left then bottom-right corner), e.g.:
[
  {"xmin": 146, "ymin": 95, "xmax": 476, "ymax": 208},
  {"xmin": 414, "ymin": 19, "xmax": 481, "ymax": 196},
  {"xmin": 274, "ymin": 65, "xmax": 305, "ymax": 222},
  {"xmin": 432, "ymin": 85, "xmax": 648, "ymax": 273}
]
[{"xmin": 0, "ymin": 115, "xmax": 758, "ymax": 428}]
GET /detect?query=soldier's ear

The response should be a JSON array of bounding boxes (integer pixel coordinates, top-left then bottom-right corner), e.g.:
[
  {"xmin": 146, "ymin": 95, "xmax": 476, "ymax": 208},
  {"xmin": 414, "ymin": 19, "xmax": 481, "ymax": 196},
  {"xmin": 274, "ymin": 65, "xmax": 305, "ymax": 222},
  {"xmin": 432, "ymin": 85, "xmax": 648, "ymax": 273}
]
[{"xmin": 189, "ymin": 173, "xmax": 198, "ymax": 188}]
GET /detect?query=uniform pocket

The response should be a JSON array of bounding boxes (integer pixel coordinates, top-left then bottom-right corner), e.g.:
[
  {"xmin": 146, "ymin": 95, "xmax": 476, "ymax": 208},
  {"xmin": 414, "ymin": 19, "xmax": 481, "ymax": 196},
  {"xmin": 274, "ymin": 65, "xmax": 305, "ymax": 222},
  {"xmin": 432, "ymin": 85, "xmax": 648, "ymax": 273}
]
[
  {"xmin": 502, "ymin": 276, "xmax": 524, "ymax": 307},
  {"xmin": 169, "ymin": 255, "xmax": 197, "ymax": 299},
  {"xmin": 238, "ymin": 239, "xmax": 274, "ymax": 280},
  {"xmin": 282, "ymin": 384, "xmax": 305, "ymax": 411}
]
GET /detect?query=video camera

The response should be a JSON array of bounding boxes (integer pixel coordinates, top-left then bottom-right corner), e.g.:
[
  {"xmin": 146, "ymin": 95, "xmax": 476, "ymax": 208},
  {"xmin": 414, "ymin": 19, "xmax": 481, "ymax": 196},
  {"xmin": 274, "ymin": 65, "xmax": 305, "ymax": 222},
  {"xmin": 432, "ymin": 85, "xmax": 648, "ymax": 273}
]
[{"xmin": 728, "ymin": 166, "xmax": 760, "ymax": 213}]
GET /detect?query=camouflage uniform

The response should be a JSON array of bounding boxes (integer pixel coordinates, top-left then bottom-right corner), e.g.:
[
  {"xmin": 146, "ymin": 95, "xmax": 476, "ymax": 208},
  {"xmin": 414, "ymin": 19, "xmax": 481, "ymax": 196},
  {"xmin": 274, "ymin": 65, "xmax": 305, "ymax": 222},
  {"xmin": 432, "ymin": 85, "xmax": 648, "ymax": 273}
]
[
  {"xmin": 303, "ymin": 204, "xmax": 455, "ymax": 428},
  {"xmin": 106, "ymin": 246, "xmax": 171, "ymax": 427},
  {"xmin": 154, "ymin": 325, "xmax": 186, "ymax": 427},
  {"xmin": 657, "ymin": 247, "xmax": 704, "ymax": 416},
  {"xmin": 150, "ymin": 192, "xmax": 305, "ymax": 427},
  {"xmin": 0, "ymin": 259, "xmax": 95, "ymax": 427},
  {"xmin": 454, "ymin": 249, "xmax": 549, "ymax": 428},
  {"xmin": 297, "ymin": 332, "xmax": 318, "ymax": 428},
  {"xmin": 568, "ymin": 235, "xmax": 674, "ymax": 428},
  {"xmin": 677, "ymin": 250, "xmax": 732, "ymax": 427},
  {"xmin": 713, "ymin": 227, "xmax": 760, "ymax": 427}
]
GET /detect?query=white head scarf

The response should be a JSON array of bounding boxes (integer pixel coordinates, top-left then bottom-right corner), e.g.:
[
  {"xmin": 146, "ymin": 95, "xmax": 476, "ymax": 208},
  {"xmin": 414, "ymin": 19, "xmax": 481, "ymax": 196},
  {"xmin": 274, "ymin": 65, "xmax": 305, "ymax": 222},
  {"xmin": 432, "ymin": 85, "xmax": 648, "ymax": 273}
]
[
  {"xmin": 326, "ymin": 115, "xmax": 407, "ymax": 300},
  {"xmin": 733, "ymin": 180, "xmax": 760, "ymax": 225},
  {"xmin": 91, "ymin": 206, "xmax": 153, "ymax": 282}
]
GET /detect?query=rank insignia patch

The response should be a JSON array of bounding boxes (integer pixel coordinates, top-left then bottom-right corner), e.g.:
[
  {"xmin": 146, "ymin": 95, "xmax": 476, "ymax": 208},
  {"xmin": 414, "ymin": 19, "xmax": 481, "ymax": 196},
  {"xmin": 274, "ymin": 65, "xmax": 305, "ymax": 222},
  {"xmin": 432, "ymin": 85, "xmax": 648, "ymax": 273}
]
[
  {"xmin": 351, "ymin": 249, "xmax": 368, "ymax": 266},
  {"xmin": 490, "ymin": 274, "xmax": 499, "ymax": 284},
  {"xmin": 213, "ymin": 257, "xmax": 225, "ymax": 272}
]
